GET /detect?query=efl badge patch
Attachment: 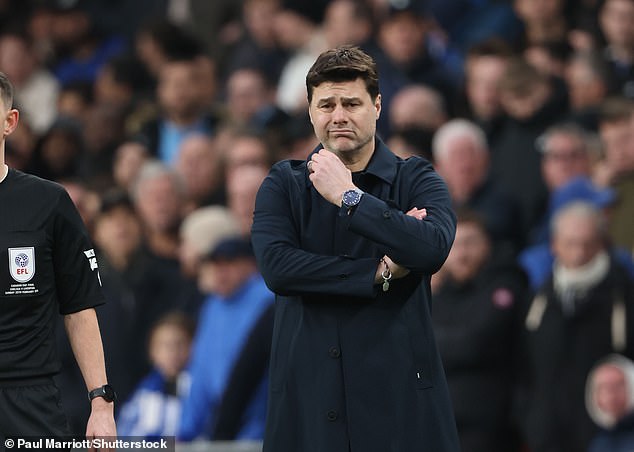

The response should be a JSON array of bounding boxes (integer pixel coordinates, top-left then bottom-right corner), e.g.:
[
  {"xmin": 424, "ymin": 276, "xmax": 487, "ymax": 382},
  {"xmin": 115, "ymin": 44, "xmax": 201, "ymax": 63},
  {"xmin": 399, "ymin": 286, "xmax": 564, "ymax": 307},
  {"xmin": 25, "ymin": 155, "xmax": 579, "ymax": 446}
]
[{"xmin": 9, "ymin": 247, "xmax": 35, "ymax": 283}]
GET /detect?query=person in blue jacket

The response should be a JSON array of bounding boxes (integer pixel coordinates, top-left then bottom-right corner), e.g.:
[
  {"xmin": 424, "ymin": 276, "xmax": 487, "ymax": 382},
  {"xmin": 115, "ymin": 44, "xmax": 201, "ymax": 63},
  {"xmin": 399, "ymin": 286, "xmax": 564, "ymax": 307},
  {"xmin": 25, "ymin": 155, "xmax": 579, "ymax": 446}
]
[
  {"xmin": 117, "ymin": 312, "xmax": 194, "ymax": 438},
  {"xmin": 251, "ymin": 45, "xmax": 460, "ymax": 452}
]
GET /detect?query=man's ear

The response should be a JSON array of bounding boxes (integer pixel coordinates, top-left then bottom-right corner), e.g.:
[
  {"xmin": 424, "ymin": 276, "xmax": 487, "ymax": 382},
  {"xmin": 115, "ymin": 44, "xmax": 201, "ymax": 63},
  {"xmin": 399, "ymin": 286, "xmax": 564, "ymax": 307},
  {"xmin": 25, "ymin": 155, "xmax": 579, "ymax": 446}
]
[
  {"xmin": 375, "ymin": 94, "xmax": 381, "ymax": 120},
  {"xmin": 3, "ymin": 109, "xmax": 19, "ymax": 137}
]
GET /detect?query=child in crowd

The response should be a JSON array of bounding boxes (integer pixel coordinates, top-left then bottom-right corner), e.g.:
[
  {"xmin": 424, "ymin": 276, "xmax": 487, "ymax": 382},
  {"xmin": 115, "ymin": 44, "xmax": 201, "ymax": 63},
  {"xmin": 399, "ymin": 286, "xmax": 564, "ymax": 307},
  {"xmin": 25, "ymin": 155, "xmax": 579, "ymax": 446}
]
[{"xmin": 117, "ymin": 312, "xmax": 194, "ymax": 438}]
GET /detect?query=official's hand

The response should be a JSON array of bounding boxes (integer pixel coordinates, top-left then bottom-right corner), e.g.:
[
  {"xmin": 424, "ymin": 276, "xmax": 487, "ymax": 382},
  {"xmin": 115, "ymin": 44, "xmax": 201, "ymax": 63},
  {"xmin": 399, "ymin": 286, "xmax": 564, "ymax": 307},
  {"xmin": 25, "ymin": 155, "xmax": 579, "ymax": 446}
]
[
  {"xmin": 308, "ymin": 150, "xmax": 356, "ymax": 206},
  {"xmin": 86, "ymin": 398, "xmax": 116, "ymax": 452}
]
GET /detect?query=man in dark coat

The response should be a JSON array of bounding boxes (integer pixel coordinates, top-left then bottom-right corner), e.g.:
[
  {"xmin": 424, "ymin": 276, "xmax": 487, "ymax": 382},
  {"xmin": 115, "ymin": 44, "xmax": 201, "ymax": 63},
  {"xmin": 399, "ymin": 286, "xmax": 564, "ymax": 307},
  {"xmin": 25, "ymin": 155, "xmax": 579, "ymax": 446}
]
[
  {"xmin": 432, "ymin": 210, "xmax": 527, "ymax": 452},
  {"xmin": 518, "ymin": 201, "xmax": 634, "ymax": 452},
  {"xmin": 251, "ymin": 46, "xmax": 460, "ymax": 452}
]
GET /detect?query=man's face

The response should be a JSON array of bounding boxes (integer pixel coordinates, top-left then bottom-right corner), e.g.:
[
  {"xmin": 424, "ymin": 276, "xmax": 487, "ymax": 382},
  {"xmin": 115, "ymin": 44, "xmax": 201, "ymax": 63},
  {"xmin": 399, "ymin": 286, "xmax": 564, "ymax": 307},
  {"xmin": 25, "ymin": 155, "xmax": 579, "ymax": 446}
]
[
  {"xmin": 594, "ymin": 364, "xmax": 630, "ymax": 422},
  {"xmin": 378, "ymin": 13, "xmax": 425, "ymax": 65},
  {"xmin": 308, "ymin": 78, "xmax": 380, "ymax": 156},
  {"xmin": 198, "ymin": 258, "xmax": 256, "ymax": 297},
  {"xmin": 601, "ymin": 0, "xmax": 634, "ymax": 48},
  {"xmin": 443, "ymin": 222, "xmax": 491, "ymax": 283},
  {"xmin": 600, "ymin": 119, "xmax": 634, "ymax": 174},
  {"xmin": 541, "ymin": 132, "xmax": 591, "ymax": 190},
  {"xmin": 227, "ymin": 69, "xmax": 269, "ymax": 124},
  {"xmin": 552, "ymin": 212, "xmax": 603, "ymax": 269},
  {"xmin": 466, "ymin": 56, "xmax": 507, "ymax": 121},
  {"xmin": 136, "ymin": 174, "xmax": 182, "ymax": 232},
  {"xmin": 158, "ymin": 61, "xmax": 202, "ymax": 119},
  {"xmin": 434, "ymin": 136, "xmax": 488, "ymax": 202}
]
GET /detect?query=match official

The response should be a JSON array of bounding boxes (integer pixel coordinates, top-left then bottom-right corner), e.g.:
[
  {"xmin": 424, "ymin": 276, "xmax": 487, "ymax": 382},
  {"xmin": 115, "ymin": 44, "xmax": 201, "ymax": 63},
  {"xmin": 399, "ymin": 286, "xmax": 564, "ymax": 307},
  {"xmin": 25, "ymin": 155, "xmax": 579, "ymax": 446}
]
[{"xmin": 0, "ymin": 72, "xmax": 116, "ymax": 442}]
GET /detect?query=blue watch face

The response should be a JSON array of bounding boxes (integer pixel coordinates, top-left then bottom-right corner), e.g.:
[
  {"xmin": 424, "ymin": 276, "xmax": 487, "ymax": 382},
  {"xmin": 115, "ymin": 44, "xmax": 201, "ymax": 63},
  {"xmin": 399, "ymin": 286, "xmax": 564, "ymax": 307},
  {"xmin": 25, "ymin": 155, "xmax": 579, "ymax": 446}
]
[{"xmin": 343, "ymin": 189, "xmax": 362, "ymax": 208}]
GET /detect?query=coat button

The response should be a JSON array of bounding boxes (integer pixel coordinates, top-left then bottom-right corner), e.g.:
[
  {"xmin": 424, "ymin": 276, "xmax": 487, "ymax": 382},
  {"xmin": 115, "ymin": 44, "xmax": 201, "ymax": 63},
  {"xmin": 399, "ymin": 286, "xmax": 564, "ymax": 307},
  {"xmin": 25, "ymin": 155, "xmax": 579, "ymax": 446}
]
[
  {"xmin": 338, "ymin": 273, "xmax": 348, "ymax": 279},
  {"xmin": 382, "ymin": 211, "xmax": 391, "ymax": 219},
  {"xmin": 327, "ymin": 410, "xmax": 338, "ymax": 421},
  {"xmin": 329, "ymin": 346, "xmax": 341, "ymax": 358}
]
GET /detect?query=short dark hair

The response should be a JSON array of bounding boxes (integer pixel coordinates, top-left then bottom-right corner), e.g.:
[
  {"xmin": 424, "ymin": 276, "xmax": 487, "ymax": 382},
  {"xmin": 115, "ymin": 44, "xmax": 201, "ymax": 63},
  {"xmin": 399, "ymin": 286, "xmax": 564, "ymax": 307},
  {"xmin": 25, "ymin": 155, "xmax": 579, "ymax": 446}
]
[
  {"xmin": 306, "ymin": 46, "xmax": 379, "ymax": 103},
  {"xmin": 599, "ymin": 96, "xmax": 634, "ymax": 125},
  {"xmin": 0, "ymin": 72, "xmax": 14, "ymax": 109},
  {"xmin": 466, "ymin": 37, "xmax": 514, "ymax": 60},
  {"xmin": 150, "ymin": 311, "xmax": 196, "ymax": 343}
]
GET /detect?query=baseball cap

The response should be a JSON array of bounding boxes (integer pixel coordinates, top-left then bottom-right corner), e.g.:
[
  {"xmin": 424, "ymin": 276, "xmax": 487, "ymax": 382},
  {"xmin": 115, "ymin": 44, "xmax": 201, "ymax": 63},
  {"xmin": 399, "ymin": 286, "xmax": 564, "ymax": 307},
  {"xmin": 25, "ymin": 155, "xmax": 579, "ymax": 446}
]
[
  {"xmin": 551, "ymin": 177, "xmax": 616, "ymax": 213},
  {"xmin": 202, "ymin": 237, "xmax": 254, "ymax": 262}
]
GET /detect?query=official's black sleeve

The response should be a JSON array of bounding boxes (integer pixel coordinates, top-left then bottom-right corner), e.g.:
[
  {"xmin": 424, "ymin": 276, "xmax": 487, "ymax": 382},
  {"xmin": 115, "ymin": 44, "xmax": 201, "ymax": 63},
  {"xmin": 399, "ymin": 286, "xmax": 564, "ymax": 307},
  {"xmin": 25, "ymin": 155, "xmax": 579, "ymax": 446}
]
[{"xmin": 52, "ymin": 189, "xmax": 105, "ymax": 314}]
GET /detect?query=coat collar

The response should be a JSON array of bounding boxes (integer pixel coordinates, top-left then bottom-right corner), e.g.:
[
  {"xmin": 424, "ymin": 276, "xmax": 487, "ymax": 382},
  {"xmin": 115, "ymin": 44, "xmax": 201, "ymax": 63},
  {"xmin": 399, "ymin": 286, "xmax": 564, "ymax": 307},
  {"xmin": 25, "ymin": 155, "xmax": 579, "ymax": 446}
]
[{"xmin": 306, "ymin": 138, "xmax": 397, "ymax": 186}]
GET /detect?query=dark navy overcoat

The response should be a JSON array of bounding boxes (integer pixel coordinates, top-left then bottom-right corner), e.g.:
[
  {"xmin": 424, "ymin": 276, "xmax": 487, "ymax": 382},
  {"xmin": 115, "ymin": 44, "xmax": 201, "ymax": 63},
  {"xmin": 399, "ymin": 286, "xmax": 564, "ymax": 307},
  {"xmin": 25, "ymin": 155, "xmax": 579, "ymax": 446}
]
[{"xmin": 251, "ymin": 140, "xmax": 461, "ymax": 452}]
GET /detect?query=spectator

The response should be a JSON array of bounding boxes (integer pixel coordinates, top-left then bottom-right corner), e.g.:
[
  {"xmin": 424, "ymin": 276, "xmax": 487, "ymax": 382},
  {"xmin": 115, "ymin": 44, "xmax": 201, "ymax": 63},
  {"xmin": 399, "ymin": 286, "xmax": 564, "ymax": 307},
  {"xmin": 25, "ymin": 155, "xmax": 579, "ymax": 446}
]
[
  {"xmin": 274, "ymin": 5, "xmax": 327, "ymax": 114},
  {"xmin": 178, "ymin": 238, "xmax": 274, "ymax": 441},
  {"xmin": 227, "ymin": 165, "xmax": 268, "ymax": 237},
  {"xmin": 49, "ymin": 4, "xmax": 126, "ymax": 86},
  {"xmin": 385, "ymin": 127, "xmax": 434, "ymax": 161},
  {"xmin": 117, "ymin": 312, "xmax": 195, "ymax": 438},
  {"xmin": 137, "ymin": 54, "xmax": 219, "ymax": 164},
  {"xmin": 94, "ymin": 54, "xmax": 153, "ymax": 111},
  {"xmin": 370, "ymin": 5, "xmax": 456, "ymax": 137},
  {"xmin": 595, "ymin": 97, "xmax": 634, "ymax": 255},
  {"xmin": 529, "ymin": 122, "xmax": 597, "ymax": 243},
  {"xmin": 388, "ymin": 84, "xmax": 448, "ymax": 139},
  {"xmin": 0, "ymin": 30, "xmax": 59, "ymax": 134},
  {"xmin": 80, "ymin": 103, "xmax": 127, "ymax": 188},
  {"xmin": 27, "ymin": 116, "xmax": 84, "ymax": 182},
  {"xmin": 178, "ymin": 206, "xmax": 240, "ymax": 282},
  {"xmin": 56, "ymin": 81, "xmax": 94, "ymax": 123},
  {"xmin": 132, "ymin": 161, "xmax": 185, "ymax": 262},
  {"xmin": 212, "ymin": 303, "xmax": 274, "ymax": 440},
  {"xmin": 134, "ymin": 19, "xmax": 202, "ymax": 79},
  {"xmin": 598, "ymin": 0, "xmax": 634, "ymax": 99},
  {"xmin": 519, "ymin": 201, "xmax": 634, "ymax": 452},
  {"xmin": 222, "ymin": 130, "xmax": 275, "ymax": 181},
  {"xmin": 112, "ymin": 139, "xmax": 150, "ymax": 194},
  {"xmin": 322, "ymin": 0, "xmax": 374, "ymax": 50},
  {"xmin": 461, "ymin": 38, "xmax": 514, "ymax": 141},
  {"xmin": 224, "ymin": 67, "xmax": 291, "ymax": 145},
  {"xmin": 174, "ymin": 134, "xmax": 226, "ymax": 213},
  {"xmin": 523, "ymin": 40, "xmax": 572, "ymax": 79},
  {"xmin": 586, "ymin": 354, "xmax": 634, "ymax": 452},
  {"xmin": 90, "ymin": 190, "xmax": 151, "ymax": 406},
  {"xmin": 518, "ymin": 177, "xmax": 625, "ymax": 291},
  {"xmin": 513, "ymin": 0, "xmax": 569, "ymax": 49},
  {"xmin": 432, "ymin": 119, "xmax": 521, "ymax": 250},
  {"xmin": 224, "ymin": 0, "xmax": 288, "ymax": 85},
  {"xmin": 433, "ymin": 210, "xmax": 527, "ymax": 452},
  {"xmin": 491, "ymin": 58, "xmax": 567, "ymax": 242},
  {"xmin": 564, "ymin": 50, "xmax": 610, "ymax": 126}
]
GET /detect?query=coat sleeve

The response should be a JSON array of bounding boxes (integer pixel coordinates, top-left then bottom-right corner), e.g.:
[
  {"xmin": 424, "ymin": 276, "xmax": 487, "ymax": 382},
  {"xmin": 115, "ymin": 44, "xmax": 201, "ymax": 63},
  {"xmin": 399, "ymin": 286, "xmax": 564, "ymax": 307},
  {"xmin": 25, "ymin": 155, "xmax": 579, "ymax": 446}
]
[
  {"xmin": 343, "ymin": 159, "xmax": 456, "ymax": 274},
  {"xmin": 251, "ymin": 163, "xmax": 379, "ymax": 297}
]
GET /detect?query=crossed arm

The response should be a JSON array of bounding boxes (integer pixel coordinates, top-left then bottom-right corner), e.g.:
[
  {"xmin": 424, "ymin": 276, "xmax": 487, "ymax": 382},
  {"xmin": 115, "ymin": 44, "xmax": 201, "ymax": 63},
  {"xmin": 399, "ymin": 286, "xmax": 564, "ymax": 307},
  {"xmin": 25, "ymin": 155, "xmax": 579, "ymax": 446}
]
[{"xmin": 252, "ymin": 151, "xmax": 454, "ymax": 297}]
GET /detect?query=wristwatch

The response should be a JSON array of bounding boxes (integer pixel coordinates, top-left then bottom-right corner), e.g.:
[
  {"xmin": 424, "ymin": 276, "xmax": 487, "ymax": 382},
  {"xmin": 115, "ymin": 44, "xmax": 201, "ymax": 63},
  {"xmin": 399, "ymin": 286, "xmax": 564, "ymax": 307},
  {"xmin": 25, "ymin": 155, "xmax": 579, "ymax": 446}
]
[
  {"xmin": 342, "ymin": 188, "xmax": 364, "ymax": 210},
  {"xmin": 88, "ymin": 384, "xmax": 117, "ymax": 403}
]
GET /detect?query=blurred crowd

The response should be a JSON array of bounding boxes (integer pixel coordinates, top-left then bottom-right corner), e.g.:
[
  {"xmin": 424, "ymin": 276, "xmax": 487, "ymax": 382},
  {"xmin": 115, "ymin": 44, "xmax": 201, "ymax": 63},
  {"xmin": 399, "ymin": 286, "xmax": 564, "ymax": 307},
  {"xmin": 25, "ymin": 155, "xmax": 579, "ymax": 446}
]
[{"xmin": 1, "ymin": 0, "xmax": 634, "ymax": 450}]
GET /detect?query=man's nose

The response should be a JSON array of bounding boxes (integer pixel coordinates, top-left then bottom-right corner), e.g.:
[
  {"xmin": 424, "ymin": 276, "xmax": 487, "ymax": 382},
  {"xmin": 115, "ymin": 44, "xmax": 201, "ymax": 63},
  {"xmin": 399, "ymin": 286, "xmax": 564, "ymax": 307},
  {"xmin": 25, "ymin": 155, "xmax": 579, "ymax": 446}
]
[{"xmin": 332, "ymin": 104, "xmax": 347, "ymax": 123}]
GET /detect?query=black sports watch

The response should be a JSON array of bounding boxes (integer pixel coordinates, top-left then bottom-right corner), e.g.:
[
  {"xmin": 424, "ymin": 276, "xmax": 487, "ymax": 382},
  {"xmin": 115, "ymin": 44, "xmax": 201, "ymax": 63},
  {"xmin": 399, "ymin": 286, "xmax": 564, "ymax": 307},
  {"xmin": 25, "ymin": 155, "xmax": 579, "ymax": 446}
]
[
  {"xmin": 342, "ymin": 188, "xmax": 364, "ymax": 210},
  {"xmin": 88, "ymin": 384, "xmax": 116, "ymax": 403}
]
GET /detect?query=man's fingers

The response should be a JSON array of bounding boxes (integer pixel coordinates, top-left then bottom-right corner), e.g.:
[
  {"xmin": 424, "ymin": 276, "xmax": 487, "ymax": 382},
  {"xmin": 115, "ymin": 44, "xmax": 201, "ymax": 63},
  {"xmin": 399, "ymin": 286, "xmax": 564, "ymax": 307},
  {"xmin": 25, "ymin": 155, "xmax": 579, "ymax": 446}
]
[{"xmin": 406, "ymin": 207, "xmax": 427, "ymax": 220}]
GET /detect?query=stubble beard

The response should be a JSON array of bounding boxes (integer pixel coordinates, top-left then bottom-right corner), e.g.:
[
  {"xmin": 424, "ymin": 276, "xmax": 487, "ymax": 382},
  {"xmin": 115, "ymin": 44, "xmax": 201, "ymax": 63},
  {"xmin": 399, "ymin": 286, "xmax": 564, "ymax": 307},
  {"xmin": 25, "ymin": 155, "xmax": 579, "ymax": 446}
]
[{"xmin": 327, "ymin": 132, "xmax": 374, "ymax": 166}]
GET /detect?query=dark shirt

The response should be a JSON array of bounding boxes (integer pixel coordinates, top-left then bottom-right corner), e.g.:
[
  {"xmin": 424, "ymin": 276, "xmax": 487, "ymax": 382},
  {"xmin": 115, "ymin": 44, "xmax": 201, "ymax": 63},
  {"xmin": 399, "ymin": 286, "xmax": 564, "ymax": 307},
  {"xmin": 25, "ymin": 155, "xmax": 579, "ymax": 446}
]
[{"xmin": 0, "ymin": 169, "xmax": 104, "ymax": 380}]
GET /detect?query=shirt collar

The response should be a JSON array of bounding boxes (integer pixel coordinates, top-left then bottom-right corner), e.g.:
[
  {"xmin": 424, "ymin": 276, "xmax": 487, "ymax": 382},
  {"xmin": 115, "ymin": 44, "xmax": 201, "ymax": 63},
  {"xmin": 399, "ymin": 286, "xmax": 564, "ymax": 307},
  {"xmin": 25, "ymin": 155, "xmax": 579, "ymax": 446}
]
[{"xmin": 305, "ymin": 138, "xmax": 397, "ymax": 186}]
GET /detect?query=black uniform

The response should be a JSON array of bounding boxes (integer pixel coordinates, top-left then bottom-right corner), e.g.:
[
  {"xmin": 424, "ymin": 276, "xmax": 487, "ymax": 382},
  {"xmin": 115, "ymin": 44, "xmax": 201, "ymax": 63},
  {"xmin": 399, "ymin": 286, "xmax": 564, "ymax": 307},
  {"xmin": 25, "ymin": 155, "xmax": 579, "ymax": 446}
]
[{"xmin": 0, "ymin": 169, "xmax": 104, "ymax": 435}]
